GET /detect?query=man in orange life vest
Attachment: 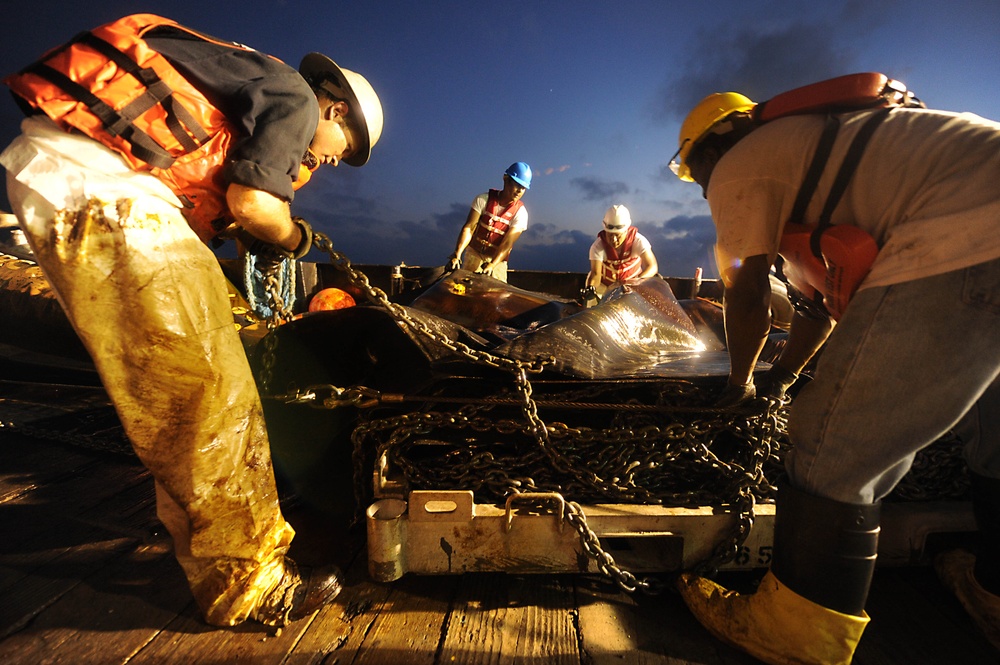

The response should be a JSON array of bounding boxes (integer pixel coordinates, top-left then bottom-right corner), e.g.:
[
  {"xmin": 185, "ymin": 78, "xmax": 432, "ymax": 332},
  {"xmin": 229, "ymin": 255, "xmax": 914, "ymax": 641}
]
[
  {"xmin": 446, "ymin": 161, "xmax": 531, "ymax": 282},
  {"xmin": 0, "ymin": 14, "xmax": 383, "ymax": 628},
  {"xmin": 667, "ymin": 89, "xmax": 1000, "ymax": 663},
  {"xmin": 581, "ymin": 203, "xmax": 658, "ymax": 304}
]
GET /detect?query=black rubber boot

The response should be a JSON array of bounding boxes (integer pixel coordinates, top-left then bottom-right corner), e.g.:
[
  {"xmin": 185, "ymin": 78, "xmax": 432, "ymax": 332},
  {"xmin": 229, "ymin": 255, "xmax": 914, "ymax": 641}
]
[
  {"xmin": 770, "ymin": 481, "xmax": 881, "ymax": 616},
  {"xmin": 971, "ymin": 472, "xmax": 1000, "ymax": 595}
]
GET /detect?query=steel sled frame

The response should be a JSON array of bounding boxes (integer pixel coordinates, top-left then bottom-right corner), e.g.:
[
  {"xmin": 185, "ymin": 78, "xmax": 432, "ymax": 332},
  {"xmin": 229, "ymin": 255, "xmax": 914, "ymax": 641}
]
[{"xmin": 366, "ymin": 461, "xmax": 976, "ymax": 583}]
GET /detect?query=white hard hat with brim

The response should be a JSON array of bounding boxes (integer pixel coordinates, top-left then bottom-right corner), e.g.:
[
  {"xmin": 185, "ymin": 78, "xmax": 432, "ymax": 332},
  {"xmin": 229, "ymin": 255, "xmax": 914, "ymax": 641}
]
[{"xmin": 299, "ymin": 53, "xmax": 384, "ymax": 167}]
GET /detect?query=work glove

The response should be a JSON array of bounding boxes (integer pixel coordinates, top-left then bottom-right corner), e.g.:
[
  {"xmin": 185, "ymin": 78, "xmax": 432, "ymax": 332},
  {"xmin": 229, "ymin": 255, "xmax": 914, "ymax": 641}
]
[
  {"xmin": 445, "ymin": 254, "xmax": 461, "ymax": 272},
  {"xmin": 238, "ymin": 217, "xmax": 314, "ymax": 267},
  {"xmin": 714, "ymin": 382, "xmax": 756, "ymax": 408},
  {"xmin": 579, "ymin": 285, "xmax": 598, "ymax": 306},
  {"xmin": 756, "ymin": 365, "xmax": 800, "ymax": 402}
]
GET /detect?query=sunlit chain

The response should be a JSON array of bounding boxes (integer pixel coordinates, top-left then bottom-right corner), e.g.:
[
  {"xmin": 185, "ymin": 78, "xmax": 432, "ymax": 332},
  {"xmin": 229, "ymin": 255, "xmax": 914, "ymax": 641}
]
[
  {"xmin": 348, "ymin": 381, "xmax": 787, "ymax": 586},
  {"xmin": 295, "ymin": 234, "xmax": 708, "ymax": 591},
  {"xmin": 257, "ymin": 234, "xmax": 967, "ymax": 592},
  {"xmin": 310, "ymin": 232, "xmax": 552, "ymax": 374}
]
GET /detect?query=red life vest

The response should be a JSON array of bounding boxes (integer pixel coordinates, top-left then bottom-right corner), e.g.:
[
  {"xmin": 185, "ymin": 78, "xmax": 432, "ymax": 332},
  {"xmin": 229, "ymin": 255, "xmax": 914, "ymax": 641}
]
[
  {"xmin": 598, "ymin": 227, "xmax": 642, "ymax": 286},
  {"xmin": 471, "ymin": 189, "xmax": 523, "ymax": 257},
  {"xmin": 3, "ymin": 14, "xmax": 304, "ymax": 243}
]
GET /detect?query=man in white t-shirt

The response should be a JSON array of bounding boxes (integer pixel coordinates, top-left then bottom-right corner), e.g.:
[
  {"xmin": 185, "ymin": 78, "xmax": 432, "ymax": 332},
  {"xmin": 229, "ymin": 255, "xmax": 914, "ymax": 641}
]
[
  {"xmin": 446, "ymin": 162, "xmax": 530, "ymax": 282},
  {"xmin": 581, "ymin": 204, "xmax": 658, "ymax": 303},
  {"xmin": 667, "ymin": 90, "xmax": 1000, "ymax": 663}
]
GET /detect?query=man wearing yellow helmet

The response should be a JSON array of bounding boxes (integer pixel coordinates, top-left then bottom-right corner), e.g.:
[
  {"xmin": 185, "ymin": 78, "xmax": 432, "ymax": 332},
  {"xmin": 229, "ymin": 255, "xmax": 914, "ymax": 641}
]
[
  {"xmin": 1, "ymin": 14, "xmax": 383, "ymax": 629},
  {"xmin": 669, "ymin": 86, "xmax": 1000, "ymax": 664}
]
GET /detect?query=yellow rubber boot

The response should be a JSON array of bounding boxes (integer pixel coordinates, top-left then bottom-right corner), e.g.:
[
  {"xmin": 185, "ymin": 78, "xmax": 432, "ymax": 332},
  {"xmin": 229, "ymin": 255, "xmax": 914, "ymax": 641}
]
[{"xmin": 677, "ymin": 570, "xmax": 869, "ymax": 665}]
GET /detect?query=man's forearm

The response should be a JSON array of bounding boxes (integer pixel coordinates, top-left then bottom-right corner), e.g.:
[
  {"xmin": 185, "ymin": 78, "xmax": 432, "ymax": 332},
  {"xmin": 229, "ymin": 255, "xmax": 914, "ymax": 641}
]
[
  {"xmin": 775, "ymin": 311, "xmax": 835, "ymax": 374},
  {"xmin": 722, "ymin": 254, "xmax": 773, "ymax": 386},
  {"xmin": 226, "ymin": 184, "xmax": 300, "ymax": 251},
  {"xmin": 724, "ymin": 300, "xmax": 771, "ymax": 385}
]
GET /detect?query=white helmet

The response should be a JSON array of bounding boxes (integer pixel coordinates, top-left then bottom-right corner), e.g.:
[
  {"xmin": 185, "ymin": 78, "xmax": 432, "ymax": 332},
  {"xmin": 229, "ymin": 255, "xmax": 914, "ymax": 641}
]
[
  {"xmin": 602, "ymin": 204, "xmax": 632, "ymax": 234},
  {"xmin": 300, "ymin": 53, "xmax": 384, "ymax": 167}
]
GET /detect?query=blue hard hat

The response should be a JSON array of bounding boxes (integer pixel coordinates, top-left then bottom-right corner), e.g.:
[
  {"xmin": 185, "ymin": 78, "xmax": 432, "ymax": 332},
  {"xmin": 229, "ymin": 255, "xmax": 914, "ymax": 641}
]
[{"xmin": 504, "ymin": 162, "xmax": 532, "ymax": 189}]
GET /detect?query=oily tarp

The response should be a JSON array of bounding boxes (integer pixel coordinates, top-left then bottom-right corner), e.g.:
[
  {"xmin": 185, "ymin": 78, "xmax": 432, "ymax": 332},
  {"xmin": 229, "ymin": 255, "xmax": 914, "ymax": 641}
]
[
  {"xmin": 258, "ymin": 270, "xmax": 742, "ymax": 520},
  {"xmin": 406, "ymin": 269, "xmax": 731, "ymax": 379}
]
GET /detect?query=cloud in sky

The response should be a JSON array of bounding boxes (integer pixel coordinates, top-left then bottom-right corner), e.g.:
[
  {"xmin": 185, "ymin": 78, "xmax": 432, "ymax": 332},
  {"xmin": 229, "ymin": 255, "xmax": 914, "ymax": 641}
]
[
  {"xmin": 5, "ymin": 0, "xmax": 995, "ymax": 285},
  {"xmin": 569, "ymin": 176, "xmax": 630, "ymax": 202},
  {"xmin": 652, "ymin": 1, "xmax": 886, "ymax": 123}
]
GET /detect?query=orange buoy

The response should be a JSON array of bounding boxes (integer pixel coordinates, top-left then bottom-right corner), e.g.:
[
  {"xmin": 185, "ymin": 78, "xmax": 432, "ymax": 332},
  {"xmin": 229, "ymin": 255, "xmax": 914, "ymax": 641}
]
[{"xmin": 308, "ymin": 287, "xmax": 356, "ymax": 312}]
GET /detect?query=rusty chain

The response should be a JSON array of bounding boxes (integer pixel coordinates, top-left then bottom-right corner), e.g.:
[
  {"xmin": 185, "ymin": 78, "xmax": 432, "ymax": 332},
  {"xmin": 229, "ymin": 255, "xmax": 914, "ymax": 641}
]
[
  {"xmin": 254, "ymin": 233, "xmax": 784, "ymax": 592},
  {"xmin": 0, "ymin": 235, "xmax": 968, "ymax": 594},
  {"xmin": 252, "ymin": 232, "xmax": 972, "ymax": 589}
]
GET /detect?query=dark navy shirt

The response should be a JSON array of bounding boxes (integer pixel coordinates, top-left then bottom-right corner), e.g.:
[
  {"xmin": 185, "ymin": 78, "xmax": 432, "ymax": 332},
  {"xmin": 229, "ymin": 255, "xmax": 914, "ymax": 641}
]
[{"xmin": 146, "ymin": 26, "xmax": 318, "ymax": 202}]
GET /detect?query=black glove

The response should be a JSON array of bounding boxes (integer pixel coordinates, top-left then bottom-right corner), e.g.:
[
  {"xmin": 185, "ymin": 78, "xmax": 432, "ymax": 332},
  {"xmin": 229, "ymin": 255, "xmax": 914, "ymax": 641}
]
[
  {"xmin": 238, "ymin": 217, "xmax": 314, "ymax": 263},
  {"xmin": 756, "ymin": 365, "xmax": 800, "ymax": 401},
  {"xmin": 579, "ymin": 285, "xmax": 598, "ymax": 305},
  {"xmin": 714, "ymin": 383, "xmax": 756, "ymax": 408}
]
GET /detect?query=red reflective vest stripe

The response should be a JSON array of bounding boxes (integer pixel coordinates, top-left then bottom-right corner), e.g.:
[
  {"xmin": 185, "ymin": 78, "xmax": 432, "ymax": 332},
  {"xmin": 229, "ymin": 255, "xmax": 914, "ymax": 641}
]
[
  {"xmin": 598, "ymin": 227, "xmax": 641, "ymax": 285},
  {"xmin": 3, "ymin": 14, "xmax": 276, "ymax": 242},
  {"xmin": 471, "ymin": 189, "xmax": 523, "ymax": 256}
]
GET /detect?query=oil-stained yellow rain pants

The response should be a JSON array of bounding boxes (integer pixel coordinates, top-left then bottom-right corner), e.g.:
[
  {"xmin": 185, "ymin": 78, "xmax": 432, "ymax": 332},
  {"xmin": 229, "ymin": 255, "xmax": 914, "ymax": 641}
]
[{"xmin": 2, "ymin": 116, "xmax": 295, "ymax": 626}]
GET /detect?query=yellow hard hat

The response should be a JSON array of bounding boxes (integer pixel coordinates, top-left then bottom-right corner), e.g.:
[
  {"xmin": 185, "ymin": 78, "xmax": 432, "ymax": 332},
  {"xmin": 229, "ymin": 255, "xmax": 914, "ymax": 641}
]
[{"xmin": 669, "ymin": 92, "xmax": 756, "ymax": 182}]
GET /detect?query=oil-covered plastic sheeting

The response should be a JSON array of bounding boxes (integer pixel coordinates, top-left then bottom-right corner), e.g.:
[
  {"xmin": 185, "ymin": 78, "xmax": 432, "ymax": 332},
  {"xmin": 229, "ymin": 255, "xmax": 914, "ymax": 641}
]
[
  {"xmin": 410, "ymin": 271, "xmax": 728, "ymax": 379},
  {"xmin": 409, "ymin": 268, "xmax": 582, "ymax": 342},
  {"xmin": 498, "ymin": 277, "xmax": 729, "ymax": 379}
]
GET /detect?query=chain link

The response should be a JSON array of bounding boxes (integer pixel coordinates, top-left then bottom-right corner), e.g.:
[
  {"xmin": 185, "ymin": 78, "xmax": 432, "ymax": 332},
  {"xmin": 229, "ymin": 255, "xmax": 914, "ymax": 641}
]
[
  {"xmin": 1, "ymin": 236, "xmax": 967, "ymax": 595},
  {"xmin": 257, "ymin": 234, "xmax": 706, "ymax": 590},
  {"xmin": 253, "ymin": 235, "xmax": 970, "ymax": 591}
]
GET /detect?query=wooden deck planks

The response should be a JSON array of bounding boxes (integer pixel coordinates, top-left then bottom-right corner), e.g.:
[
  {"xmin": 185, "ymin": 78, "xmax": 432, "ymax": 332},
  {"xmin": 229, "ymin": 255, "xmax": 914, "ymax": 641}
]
[
  {"xmin": 438, "ymin": 573, "xmax": 579, "ymax": 665},
  {"xmin": 1, "ymin": 419, "xmax": 998, "ymax": 663},
  {"xmin": 351, "ymin": 573, "xmax": 455, "ymax": 665},
  {"xmin": 0, "ymin": 543, "xmax": 192, "ymax": 665},
  {"xmin": 576, "ymin": 574, "xmax": 757, "ymax": 665}
]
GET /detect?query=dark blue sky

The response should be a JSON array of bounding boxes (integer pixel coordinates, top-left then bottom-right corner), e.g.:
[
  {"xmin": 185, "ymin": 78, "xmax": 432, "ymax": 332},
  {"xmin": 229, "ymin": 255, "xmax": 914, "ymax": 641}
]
[{"xmin": 2, "ymin": 0, "xmax": 998, "ymax": 278}]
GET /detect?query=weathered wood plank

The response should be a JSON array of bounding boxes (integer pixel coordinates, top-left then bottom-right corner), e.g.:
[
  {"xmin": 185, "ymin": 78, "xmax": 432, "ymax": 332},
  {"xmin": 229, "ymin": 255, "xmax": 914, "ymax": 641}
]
[
  {"xmin": 125, "ymin": 610, "xmax": 307, "ymax": 665},
  {"xmin": 0, "ymin": 438, "xmax": 107, "ymax": 503},
  {"xmin": 351, "ymin": 573, "xmax": 457, "ymax": 665},
  {"xmin": 0, "ymin": 433, "xmax": 146, "ymax": 509},
  {"xmin": 0, "ymin": 461, "xmax": 155, "ymax": 595},
  {"xmin": 576, "ymin": 572, "xmax": 758, "ymax": 665},
  {"xmin": 0, "ymin": 541, "xmax": 190, "ymax": 665},
  {"xmin": 438, "ymin": 573, "xmax": 579, "ymax": 665},
  {"xmin": 285, "ymin": 549, "xmax": 396, "ymax": 665},
  {"xmin": 0, "ymin": 531, "xmax": 141, "ymax": 640},
  {"xmin": 856, "ymin": 565, "xmax": 997, "ymax": 665}
]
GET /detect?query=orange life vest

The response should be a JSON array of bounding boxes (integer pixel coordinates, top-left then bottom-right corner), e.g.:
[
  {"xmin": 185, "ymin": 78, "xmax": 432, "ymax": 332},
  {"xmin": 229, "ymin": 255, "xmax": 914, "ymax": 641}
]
[
  {"xmin": 471, "ymin": 189, "xmax": 523, "ymax": 257},
  {"xmin": 778, "ymin": 223, "xmax": 879, "ymax": 320},
  {"xmin": 760, "ymin": 74, "xmax": 923, "ymax": 319},
  {"xmin": 4, "ymin": 14, "xmax": 305, "ymax": 243},
  {"xmin": 598, "ymin": 227, "xmax": 641, "ymax": 286}
]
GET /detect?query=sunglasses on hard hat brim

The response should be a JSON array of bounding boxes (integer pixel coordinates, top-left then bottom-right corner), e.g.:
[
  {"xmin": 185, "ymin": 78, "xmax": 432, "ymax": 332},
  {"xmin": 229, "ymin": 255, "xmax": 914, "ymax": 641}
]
[{"xmin": 667, "ymin": 139, "xmax": 688, "ymax": 176}]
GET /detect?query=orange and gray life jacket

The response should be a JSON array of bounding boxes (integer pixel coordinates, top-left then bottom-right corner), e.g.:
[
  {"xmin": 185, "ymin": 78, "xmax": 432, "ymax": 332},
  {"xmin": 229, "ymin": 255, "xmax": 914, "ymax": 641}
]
[
  {"xmin": 471, "ymin": 189, "xmax": 523, "ymax": 257},
  {"xmin": 598, "ymin": 226, "xmax": 641, "ymax": 286},
  {"xmin": 759, "ymin": 73, "xmax": 924, "ymax": 319},
  {"xmin": 3, "ymin": 13, "xmax": 309, "ymax": 243}
]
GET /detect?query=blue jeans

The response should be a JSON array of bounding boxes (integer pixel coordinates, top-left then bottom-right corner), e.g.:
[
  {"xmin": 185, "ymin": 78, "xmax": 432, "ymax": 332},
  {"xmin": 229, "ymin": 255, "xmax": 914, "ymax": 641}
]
[{"xmin": 786, "ymin": 257, "xmax": 1000, "ymax": 504}]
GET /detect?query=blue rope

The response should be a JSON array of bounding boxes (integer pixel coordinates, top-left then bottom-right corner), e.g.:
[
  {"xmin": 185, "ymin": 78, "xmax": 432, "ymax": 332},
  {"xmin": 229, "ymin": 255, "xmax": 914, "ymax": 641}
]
[{"xmin": 242, "ymin": 252, "xmax": 297, "ymax": 318}]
